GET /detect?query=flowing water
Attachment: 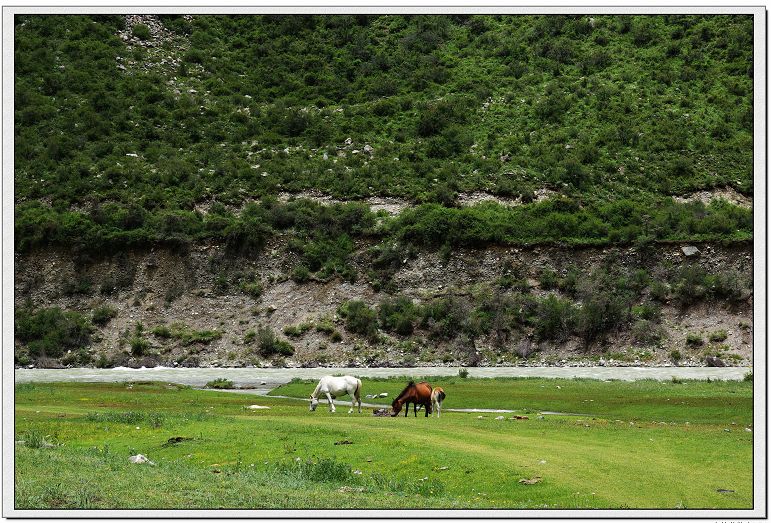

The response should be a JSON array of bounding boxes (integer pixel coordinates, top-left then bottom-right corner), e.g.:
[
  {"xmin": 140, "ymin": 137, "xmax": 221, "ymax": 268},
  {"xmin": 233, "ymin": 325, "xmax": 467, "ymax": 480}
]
[{"xmin": 14, "ymin": 365, "xmax": 752, "ymax": 388}]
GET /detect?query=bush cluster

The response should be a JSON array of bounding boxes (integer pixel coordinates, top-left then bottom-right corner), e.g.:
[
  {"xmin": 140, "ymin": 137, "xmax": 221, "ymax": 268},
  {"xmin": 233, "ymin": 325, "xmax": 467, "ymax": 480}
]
[{"xmin": 15, "ymin": 306, "xmax": 93, "ymax": 358}]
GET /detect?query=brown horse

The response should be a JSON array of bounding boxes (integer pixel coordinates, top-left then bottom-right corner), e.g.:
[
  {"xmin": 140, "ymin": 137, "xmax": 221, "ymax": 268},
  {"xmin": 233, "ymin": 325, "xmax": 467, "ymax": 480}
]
[{"xmin": 391, "ymin": 381, "xmax": 433, "ymax": 417}]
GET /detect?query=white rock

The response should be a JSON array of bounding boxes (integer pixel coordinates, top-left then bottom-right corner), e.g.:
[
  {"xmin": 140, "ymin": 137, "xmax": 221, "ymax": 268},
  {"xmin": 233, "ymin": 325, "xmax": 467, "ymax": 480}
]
[{"xmin": 129, "ymin": 454, "xmax": 155, "ymax": 465}]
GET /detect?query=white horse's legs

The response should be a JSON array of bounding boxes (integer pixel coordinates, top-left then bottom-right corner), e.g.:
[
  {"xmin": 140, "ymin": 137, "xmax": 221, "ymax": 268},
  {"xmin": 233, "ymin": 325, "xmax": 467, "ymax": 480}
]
[{"xmin": 325, "ymin": 391, "xmax": 336, "ymax": 412}]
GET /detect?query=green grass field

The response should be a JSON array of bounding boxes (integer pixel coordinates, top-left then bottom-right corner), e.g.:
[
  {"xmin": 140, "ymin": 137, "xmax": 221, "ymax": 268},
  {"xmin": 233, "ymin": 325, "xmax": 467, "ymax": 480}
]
[{"xmin": 14, "ymin": 379, "xmax": 753, "ymax": 510}]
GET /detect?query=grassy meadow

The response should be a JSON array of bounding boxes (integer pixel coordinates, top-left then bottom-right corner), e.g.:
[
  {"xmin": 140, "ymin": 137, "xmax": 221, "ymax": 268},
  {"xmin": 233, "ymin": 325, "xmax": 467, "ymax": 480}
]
[{"xmin": 14, "ymin": 378, "xmax": 753, "ymax": 510}]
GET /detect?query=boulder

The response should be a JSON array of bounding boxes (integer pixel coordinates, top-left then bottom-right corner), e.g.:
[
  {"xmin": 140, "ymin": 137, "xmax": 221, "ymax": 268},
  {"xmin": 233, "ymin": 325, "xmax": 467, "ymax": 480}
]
[
  {"xmin": 129, "ymin": 454, "xmax": 155, "ymax": 465},
  {"xmin": 705, "ymin": 356, "xmax": 726, "ymax": 367},
  {"xmin": 681, "ymin": 246, "xmax": 700, "ymax": 257}
]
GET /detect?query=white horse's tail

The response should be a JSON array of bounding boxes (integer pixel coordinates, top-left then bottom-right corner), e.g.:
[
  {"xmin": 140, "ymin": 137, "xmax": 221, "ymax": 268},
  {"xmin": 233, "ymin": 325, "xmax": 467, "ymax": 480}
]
[{"xmin": 354, "ymin": 379, "xmax": 362, "ymax": 400}]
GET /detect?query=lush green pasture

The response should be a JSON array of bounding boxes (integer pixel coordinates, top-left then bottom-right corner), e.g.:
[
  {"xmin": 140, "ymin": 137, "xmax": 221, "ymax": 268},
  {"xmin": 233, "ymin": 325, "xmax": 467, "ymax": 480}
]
[
  {"xmin": 272, "ymin": 376, "xmax": 753, "ymax": 424},
  {"xmin": 15, "ymin": 380, "xmax": 753, "ymax": 510}
]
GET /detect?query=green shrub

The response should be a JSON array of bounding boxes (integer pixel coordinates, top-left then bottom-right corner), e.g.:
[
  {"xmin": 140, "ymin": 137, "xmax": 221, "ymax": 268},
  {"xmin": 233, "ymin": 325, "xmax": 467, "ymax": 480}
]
[
  {"xmin": 538, "ymin": 269, "xmax": 559, "ymax": 290},
  {"xmin": 205, "ymin": 378, "xmax": 234, "ymax": 389},
  {"xmin": 315, "ymin": 318, "xmax": 335, "ymax": 334},
  {"xmin": 131, "ymin": 24, "xmax": 151, "ymax": 40},
  {"xmin": 379, "ymin": 296, "xmax": 418, "ymax": 335},
  {"xmin": 631, "ymin": 319, "xmax": 664, "ymax": 346},
  {"xmin": 291, "ymin": 265, "xmax": 310, "ymax": 283},
  {"xmin": 15, "ymin": 307, "xmax": 93, "ymax": 358},
  {"xmin": 670, "ymin": 349, "xmax": 682, "ymax": 363},
  {"xmin": 709, "ymin": 330, "xmax": 728, "ymax": 342},
  {"xmin": 239, "ymin": 279, "xmax": 263, "ymax": 299},
  {"xmin": 130, "ymin": 335, "xmax": 150, "ymax": 356},
  {"xmin": 338, "ymin": 300, "xmax": 378, "ymax": 339},
  {"xmin": 685, "ymin": 333, "xmax": 704, "ymax": 346},
  {"xmin": 244, "ymin": 330, "xmax": 256, "ymax": 343},
  {"xmin": 534, "ymin": 295, "xmax": 576, "ymax": 342},
  {"xmin": 284, "ymin": 323, "xmax": 311, "ymax": 337},
  {"xmin": 257, "ymin": 326, "xmax": 294, "ymax": 357},
  {"xmin": 458, "ymin": 368, "xmax": 469, "ymax": 378},
  {"xmin": 151, "ymin": 325, "xmax": 172, "ymax": 338},
  {"xmin": 91, "ymin": 305, "xmax": 117, "ymax": 326}
]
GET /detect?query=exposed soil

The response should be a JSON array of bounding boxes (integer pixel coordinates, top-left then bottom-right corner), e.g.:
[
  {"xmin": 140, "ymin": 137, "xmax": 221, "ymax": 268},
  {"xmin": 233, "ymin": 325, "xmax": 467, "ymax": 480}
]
[{"xmin": 14, "ymin": 240, "xmax": 753, "ymax": 370}]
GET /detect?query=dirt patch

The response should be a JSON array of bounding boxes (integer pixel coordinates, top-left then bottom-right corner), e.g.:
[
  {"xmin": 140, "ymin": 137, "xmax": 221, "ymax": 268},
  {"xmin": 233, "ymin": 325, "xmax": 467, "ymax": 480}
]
[
  {"xmin": 15, "ymin": 241, "xmax": 753, "ymax": 369},
  {"xmin": 673, "ymin": 187, "xmax": 752, "ymax": 208}
]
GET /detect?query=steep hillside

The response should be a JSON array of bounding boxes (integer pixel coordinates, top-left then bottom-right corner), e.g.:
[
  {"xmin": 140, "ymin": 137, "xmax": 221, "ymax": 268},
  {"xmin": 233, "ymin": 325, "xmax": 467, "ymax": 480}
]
[
  {"xmin": 13, "ymin": 14, "xmax": 755, "ymax": 368},
  {"xmin": 15, "ymin": 240, "xmax": 752, "ymax": 369},
  {"xmin": 15, "ymin": 15, "xmax": 753, "ymax": 251}
]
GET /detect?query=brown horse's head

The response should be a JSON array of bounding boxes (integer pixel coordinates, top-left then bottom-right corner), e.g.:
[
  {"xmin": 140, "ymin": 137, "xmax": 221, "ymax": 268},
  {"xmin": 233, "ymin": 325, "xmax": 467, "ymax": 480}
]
[{"xmin": 390, "ymin": 397, "xmax": 403, "ymax": 416}]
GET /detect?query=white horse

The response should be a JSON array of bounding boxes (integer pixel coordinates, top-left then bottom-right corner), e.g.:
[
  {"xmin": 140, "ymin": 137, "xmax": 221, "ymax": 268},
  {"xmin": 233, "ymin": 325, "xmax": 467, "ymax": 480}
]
[{"xmin": 309, "ymin": 375, "xmax": 362, "ymax": 414}]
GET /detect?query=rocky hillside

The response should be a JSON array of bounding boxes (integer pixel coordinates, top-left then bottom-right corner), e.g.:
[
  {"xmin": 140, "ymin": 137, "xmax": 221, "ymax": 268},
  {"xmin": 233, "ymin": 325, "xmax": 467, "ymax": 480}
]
[
  {"xmin": 13, "ymin": 14, "xmax": 754, "ymax": 368},
  {"xmin": 15, "ymin": 238, "xmax": 752, "ymax": 369}
]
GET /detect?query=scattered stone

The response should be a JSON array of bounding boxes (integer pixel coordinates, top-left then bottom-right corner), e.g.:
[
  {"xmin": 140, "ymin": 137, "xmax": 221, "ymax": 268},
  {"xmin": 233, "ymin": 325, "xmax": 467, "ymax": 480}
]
[
  {"xmin": 519, "ymin": 476, "xmax": 542, "ymax": 485},
  {"xmin": 717, "ymin": 489, "xmax": 735, "ymax": 493},
  {"xmin": 338, "ymin": 486, "xmax": 364, "ymax": 493},
  {"xmin": 378, "ymin": 392, "xmax": 388, "ymax": 398},
  {"xmin": 129, "ymin": 454, "xmax": 155, "ymax": 465},
  {"xmin": 372, "ymin": 408, "xmax": 390, "ymax": 417},
  {"xmin": 706, "ymin": 356, "xmax": 726, "ymax": 367},
  {"xmin": 681, "ymin": 246, "xmax": 700, "ymax": 257},
  {"xmin": 162, "ymin": 436, "xmax": 192, "ymax": 447},
  {"xmin": 334, "ymin": 439, "xmax": 353, "ymax": 445},
  {"xmin": 495, "ymin": 416, "xmax": 505, "ymax": 420},
  {"xmin": 352, "ymin": 469, "xmax": 362, "ymax": 475},
  {"xmin": 245, "ymin": 405, "xmax": 270, "ymax": 410}
]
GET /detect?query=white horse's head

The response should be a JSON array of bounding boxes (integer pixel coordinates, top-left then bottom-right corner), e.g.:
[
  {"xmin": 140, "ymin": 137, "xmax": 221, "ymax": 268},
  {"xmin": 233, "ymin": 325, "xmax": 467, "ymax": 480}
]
[{"xmin": 309, "ymin": 395, "xmax": 319, "ymax": 411}]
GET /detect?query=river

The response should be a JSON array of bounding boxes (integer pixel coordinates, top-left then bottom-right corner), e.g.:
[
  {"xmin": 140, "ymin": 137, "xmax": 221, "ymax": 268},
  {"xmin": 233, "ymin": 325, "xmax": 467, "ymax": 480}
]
[{"xmin": 14, "ymin": 365, "xmax": 752, "ymax": 388}]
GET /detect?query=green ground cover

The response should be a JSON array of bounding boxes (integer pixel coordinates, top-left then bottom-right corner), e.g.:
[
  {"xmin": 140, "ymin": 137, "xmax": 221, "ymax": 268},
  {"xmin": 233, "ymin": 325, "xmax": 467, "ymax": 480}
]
[
  {"xmin": 14, "ymin": 380, "xmax": 753, "ymax": 509},
  {"xmin": 14, "ymin": 15, "xmax": 753, "ymax": 254}
]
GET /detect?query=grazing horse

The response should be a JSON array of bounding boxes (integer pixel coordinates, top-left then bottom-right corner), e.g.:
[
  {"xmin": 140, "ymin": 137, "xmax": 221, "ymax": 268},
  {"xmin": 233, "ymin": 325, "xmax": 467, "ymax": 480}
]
[
  {"xmin": 431, "ymin": 387, "xmax": 446, "ymax": 418},
  {"xmin": 391, "ymin": 381, "xmax": 433, "ymax": 417},
  {"xmin": 309, "ymin": 375, "xmax": 362, "ymax": 414}
]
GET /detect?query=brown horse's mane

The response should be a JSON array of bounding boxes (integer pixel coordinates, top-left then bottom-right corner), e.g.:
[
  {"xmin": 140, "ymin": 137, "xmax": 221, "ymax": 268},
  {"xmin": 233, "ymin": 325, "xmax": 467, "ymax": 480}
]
[{"xmin": 392, "ymin": 380, "xmax": 415, "ymax": 406}]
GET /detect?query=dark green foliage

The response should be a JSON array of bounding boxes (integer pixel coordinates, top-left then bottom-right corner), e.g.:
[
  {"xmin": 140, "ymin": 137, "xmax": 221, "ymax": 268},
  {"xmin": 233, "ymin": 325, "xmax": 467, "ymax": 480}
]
[
  {"xmin": 15, "ymin": 307, "xmax": 93, "ymax": 358},
  {"xmin": 338, "ymin": 300, "xmax": 378, "ymax": 339},
  {"xmin": 378, "ymin": 296, "xmax": 418, "ymax": 335},
  {"xmin": 131, "ymin": 24, "xmax": 151, "ymax": 40},
  {"xmin": 91, "ymin": 305, "xmax": 117, "ymax": 326},
  {"xmin": 129, "ymin": 322, "xmax": 149, "ymax": 356},
  {"xmin": 205, "ymin": 378, "xmax": 234, "ymax": 389},
  {"xmin": 14, "ymin": 14, "xmax": 753, "ymax": 256},
  {"xmin": 257, "ymin": 326, "xmax": 294, "ymax": 357},
  {"xmin": 670, "ymin": 265, "xmax": 751, "ymax": 307},
  {"xmin": 534, "ymin": 295, "xmax": 576, "ymax": 342}
]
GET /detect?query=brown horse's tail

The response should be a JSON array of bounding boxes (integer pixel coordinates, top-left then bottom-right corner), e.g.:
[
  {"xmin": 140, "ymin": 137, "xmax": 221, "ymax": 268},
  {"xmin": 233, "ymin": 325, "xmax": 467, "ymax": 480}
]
[{"xmin": 354, "ymin": 379, "xmax": 362, "ymax": 400}]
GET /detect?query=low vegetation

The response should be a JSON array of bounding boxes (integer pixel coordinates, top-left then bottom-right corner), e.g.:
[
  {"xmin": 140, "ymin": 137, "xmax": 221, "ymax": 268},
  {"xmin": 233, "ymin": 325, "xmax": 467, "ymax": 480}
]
[
  {"xmin": 14, "ymin": 15, "xmax": 753, "ymax": 257},
  {"xmin": 14, "ymin": 380, "xmax": 752, "ymax": 509}
]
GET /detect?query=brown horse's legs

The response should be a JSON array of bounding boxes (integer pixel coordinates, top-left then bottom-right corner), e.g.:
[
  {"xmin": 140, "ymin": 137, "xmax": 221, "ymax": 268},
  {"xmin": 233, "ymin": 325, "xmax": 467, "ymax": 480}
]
[{"xmin": 424, "ymin": 402, "xmax": 429, "ymax": 417}]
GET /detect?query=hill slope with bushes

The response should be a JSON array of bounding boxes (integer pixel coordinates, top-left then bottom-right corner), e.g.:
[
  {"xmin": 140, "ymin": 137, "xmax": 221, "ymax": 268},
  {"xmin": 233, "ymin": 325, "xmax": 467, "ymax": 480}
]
[{"xmin": 15, "ymin": 14, "xmax": 753, "ymax": 255}]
